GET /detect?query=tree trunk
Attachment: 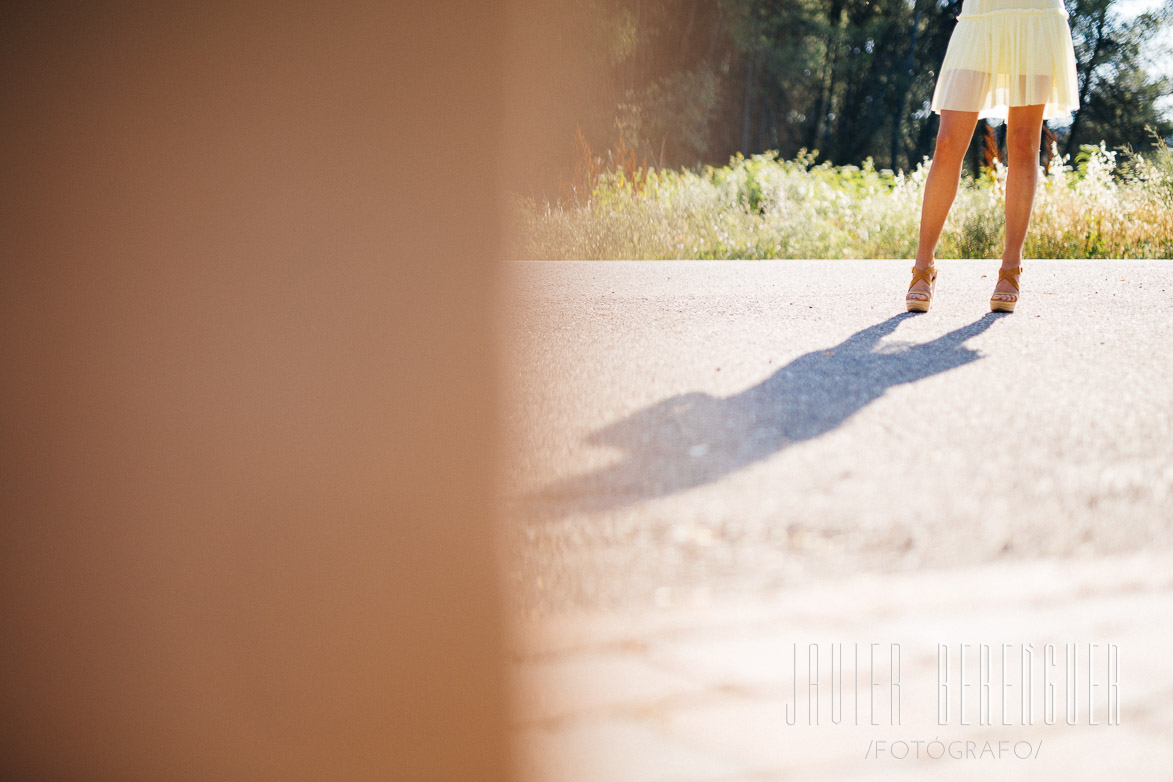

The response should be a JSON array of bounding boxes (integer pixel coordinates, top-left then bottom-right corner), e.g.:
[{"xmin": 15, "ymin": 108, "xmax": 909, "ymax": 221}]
[
  {"xmin": 811, "ymin": 0, "xmax": 846, "ymax": 153},
  {"xmin": 680, "ymin": 0, "xmax": 700, "ymax": 66},
  {"xmin": 892, "ymin": 0, "xmax": 921, "ymax": 171},
  {"xmin": 1065, "ymin": 6, "xmax": 1108, "ymax": 156},
  {"xmin": 742, "ymin": 52, "xmax": 757, "ymax": 153}
]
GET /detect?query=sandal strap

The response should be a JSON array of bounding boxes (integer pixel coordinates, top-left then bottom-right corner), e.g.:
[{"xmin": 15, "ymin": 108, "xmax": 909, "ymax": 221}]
[
  {"xmin": 997, "ymin": 266, "xmax": 1023, "ymax": 290},
  {"xmin": 909, "ymin": 265, "xmax": 937, "ymax": 287}
]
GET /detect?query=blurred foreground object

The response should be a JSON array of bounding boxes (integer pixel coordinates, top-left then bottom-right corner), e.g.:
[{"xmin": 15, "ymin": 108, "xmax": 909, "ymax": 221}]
[{"xmin": 0, "ymin": 2, "xmax": 510, "ymax": 780}]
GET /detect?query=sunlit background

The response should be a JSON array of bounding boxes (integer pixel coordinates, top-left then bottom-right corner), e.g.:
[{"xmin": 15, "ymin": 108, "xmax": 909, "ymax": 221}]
[{"xmin": 507, "ymin": 0, "xmax": 1173, "ymax": 261}]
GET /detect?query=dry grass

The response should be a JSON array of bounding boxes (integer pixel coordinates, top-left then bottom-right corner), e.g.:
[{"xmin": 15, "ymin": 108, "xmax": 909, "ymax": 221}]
[{"xmin": 512, "ymin": 134, "xmax": 1173, "ymax": 260}]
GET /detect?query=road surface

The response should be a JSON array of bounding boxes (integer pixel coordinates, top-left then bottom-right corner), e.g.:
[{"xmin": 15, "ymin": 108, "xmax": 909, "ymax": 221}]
[
  {"xmin": 500, "ymin": 259, "xmax": 1173, "ymax": 781},
  {"xmin": 501, "ymin": 259, "xmax": 1173, "ymax": 615}
]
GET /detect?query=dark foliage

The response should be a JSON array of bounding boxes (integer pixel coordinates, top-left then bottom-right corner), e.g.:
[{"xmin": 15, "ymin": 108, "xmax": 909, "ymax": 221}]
[{"xmin": 520, "ymin": 0, "xmax": 1171, "ymax": 197}]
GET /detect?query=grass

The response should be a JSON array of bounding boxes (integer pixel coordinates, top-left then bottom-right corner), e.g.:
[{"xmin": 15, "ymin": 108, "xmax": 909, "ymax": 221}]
[{"xmin": 511, "ymin": 134, "xmax": 1173, "ymax": 260}]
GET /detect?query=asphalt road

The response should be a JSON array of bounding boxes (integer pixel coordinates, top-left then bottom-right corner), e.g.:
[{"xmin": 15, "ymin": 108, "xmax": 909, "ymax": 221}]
[{"xmin": 500, "ymin": 260, "xmax": 1173, "ymax": 616}]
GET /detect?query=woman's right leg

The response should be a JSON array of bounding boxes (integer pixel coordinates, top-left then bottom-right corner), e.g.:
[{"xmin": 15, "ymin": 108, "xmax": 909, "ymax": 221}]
[{"xmin": 910, "ymin": 109, "xmax": 980, "ymax": 297}]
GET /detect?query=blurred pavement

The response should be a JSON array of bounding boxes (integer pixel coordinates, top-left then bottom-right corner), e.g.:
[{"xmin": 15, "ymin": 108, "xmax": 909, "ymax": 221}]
[{"xmin": 501, "ymin": 259, "xmax": 1173, "ymax": 780}]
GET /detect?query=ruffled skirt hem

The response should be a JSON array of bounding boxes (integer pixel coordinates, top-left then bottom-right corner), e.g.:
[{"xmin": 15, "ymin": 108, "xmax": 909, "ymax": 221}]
[{"xmin": 930, "ymin": 7, "xmax": 1080, "ymax": 121}]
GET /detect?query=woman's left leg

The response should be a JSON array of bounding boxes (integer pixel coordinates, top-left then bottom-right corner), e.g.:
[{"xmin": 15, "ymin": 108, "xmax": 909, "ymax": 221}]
[{"xmin": 999, "ymin": 104, "xmax": 1046, "ymax": 296}]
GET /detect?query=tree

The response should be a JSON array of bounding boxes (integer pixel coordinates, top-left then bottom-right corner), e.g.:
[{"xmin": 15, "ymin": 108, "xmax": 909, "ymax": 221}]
[
  {"xmin": 517, "ymin": 0, "xmax": 1172, "ymax": 197},
  {"xmin": 1065, "ymin": 0, "xmax": 1173, "ymax": 155}
]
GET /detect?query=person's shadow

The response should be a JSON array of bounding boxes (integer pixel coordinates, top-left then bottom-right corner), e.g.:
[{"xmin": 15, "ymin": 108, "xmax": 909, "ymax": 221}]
[{"xmin": 528, "ymin": 312, "xmax": 1005, "ymax": 515}]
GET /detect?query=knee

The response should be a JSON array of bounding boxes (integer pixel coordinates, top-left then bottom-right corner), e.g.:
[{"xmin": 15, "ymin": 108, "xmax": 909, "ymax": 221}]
[
  {"xmin": 1006, "ymin": 131, "xmax": 1040, "ymax": 163},
  {"xmin": 933, "ymin": 130, "xmax": 970, "ymax": 165}
]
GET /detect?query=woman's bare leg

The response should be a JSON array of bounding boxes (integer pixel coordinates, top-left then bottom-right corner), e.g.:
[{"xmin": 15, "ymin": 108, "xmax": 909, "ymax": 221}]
[
  {"xmin": 910, "ymin": 109, "xmax": 980, "ymax": 298},
  {"xmin": 999, "ymin": 104, "xmax": 1046, "ymax": 295}
]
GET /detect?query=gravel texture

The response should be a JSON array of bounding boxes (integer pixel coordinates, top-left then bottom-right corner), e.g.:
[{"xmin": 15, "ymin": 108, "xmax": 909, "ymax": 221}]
[{"xmin": 500, "ymin": 260, "xmax": 1173, "ymax": 616}]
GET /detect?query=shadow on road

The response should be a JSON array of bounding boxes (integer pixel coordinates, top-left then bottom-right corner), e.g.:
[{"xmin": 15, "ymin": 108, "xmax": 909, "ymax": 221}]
[{"xmin": 530, "ymin": 312, "xmax": 1005, "ymax": 515}]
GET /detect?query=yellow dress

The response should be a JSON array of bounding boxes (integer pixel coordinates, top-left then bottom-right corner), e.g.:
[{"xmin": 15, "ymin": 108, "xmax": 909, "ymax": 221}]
[{"xmin": 930, "ymin": 0, "xmax": 1080, "ymax": 120}]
